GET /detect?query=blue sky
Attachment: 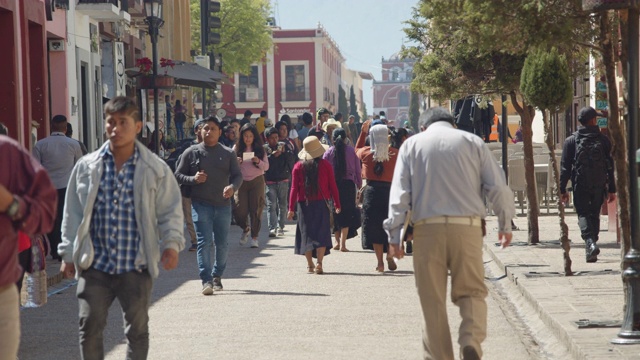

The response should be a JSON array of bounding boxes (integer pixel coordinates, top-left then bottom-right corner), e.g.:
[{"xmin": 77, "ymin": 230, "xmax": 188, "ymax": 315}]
[{"xmin": 274, "ymin": 0, "xmax": 419, "ymax": 110}]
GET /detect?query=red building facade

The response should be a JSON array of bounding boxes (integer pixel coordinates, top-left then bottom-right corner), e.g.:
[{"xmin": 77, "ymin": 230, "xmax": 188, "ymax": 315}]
[
  {"xmin": 373, "ymin": 54, "xmax": 415, "ymax": 127},
  {"xmin": 0, "ymin": 0, "xmax": 49, "ymax": 147},
  {"xmin": 219, "ymin": 24, "xmax": 363, "ymax": 124}
]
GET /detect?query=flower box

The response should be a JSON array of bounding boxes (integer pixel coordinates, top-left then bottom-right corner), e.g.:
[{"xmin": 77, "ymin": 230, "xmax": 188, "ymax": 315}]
[{"xmin": 137, "ymin": 75, "xmax": 175, "ymax": 89}]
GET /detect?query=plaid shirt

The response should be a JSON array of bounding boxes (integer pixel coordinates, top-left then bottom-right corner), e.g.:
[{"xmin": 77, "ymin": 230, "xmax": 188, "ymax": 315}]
[{"xmin": 90, "ymin": 146, "xmax": 141, "ymax": 274}]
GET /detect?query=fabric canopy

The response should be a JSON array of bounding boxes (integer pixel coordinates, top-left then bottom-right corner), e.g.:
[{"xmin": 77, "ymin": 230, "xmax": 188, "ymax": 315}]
[{"xmin": 126, "ymin": 61, "xmax": 228, "ymax": 88}]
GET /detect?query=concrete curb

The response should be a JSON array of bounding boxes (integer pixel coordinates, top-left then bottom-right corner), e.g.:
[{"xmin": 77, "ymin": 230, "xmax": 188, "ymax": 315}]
[{"xmin": 483, "ymin": 241, "xmax": 587, "ymax": 360}]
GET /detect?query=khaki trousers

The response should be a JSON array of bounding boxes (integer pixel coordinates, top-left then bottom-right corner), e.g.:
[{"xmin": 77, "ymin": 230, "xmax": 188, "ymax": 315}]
[
  {"xmin": 413, "ymin": 223, "xmax": 487, "ymax": 360},
  {"xmin": 0, "ymin": 284, "xmax": 19, "ymax": 360},
  {"xmin": 233, "ymin": 175, "xmax": 266, "ymax": 238},
  {"xmin": 182, "ymin": 196, "xmax": 197, "ymax": 245}
]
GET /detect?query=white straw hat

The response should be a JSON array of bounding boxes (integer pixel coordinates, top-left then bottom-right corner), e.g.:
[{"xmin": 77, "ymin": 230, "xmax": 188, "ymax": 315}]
[{"xmin": 298, "ymin": 136, "xmax": 328, "ymax": 160}]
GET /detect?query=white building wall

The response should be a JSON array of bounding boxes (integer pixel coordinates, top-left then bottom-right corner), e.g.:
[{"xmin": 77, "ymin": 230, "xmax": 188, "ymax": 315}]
[{"xmin": 70, "ymin": 8, "xmax": 102, "ymax": 151}]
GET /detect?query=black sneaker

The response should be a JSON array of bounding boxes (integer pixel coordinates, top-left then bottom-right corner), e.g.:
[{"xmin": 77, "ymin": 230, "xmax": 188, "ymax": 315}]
[
  {"xmin": 188, "ymin": 244, "xmax": 197, "ymax": 252},
  {"xmin": 213, "ymin": 277, "xmax": 223, "ymax": 291},
  {"xmin": 586, "ymin": 242, "xmax": 600, "ymax": 263},
  {"xmin": 405, "ymin": 241, "xmax": 413, "ymax": 254}
]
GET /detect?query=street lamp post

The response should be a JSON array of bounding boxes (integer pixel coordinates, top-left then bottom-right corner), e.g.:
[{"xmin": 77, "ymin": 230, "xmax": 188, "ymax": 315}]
[
  {"xmin": 613, "ymin": 5, "xmax": 640, "ymax": 344},
  {"xmin": 144, "ymin": 0, "xmax": 164, "ymax": 155},
  {"xmin": 583, "ymin": 0, "xmax": 640, "ymax": 344}
]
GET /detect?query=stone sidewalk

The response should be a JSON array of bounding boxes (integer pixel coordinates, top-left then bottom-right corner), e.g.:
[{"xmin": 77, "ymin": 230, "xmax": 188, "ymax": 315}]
[
  {"xmin": 23, "ymin": 215, "xmax": 532, "ymax": 360},
  {"xmin": 484, "ymin": 210, "xmax": 640, "ymax": 359}
]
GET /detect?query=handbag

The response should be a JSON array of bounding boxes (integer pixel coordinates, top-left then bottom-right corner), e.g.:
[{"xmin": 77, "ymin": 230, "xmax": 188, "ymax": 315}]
[
  {"xmin": 356, "ymin": 185, "xmax": 365, "ymax": 206},
  {"xmin": 319, "ymin": 186, "xmax": 335, "ymax": 230}
]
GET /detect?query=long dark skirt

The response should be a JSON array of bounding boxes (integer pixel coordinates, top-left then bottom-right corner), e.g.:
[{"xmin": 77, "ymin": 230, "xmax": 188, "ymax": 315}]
[
  {"xmin": 295, "ymin": 200, "xmax": 332, "ymax": 258},
  {"xmin": 361, "ymin": 183, "xmax": 390, "ymax": 252},
  {"xmin": 334, "ymin": 179, "xmax": 359, "ymax": 239}
]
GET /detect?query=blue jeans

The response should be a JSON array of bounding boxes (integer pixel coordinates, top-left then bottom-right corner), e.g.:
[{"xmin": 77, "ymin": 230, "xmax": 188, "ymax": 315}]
[
  {"xmin": 266, "ymin": 181, "xmax": 288, "ymax": 231},
  {"xmin": 176, "ymin": 121, "xmax": 185, "ymax": 140},
  {"xmin": 192, "ymin": 201, "xmax": 232, "ymax": 283}
]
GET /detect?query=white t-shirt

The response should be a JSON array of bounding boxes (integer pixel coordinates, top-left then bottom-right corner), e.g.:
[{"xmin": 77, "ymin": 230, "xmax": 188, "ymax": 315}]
[{"xmin": 289, "ymin": 128, "xmax": 299, "ymax": 139}]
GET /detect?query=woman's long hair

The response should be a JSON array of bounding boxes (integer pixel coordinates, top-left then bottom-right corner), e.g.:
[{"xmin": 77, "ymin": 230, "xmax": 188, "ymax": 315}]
[
  {"xmin": 303, "ymin": 158, "xmax": 320, "ymax": 198},
  {"xmin": 390, "ymin": 128, "xmax": 409, "ymax": 149},
  {"xmin": 236, "ymin": 124, "xmax": 265, "ymax": 159},
  {"xmin": 331, "ymin": 128, "xmax": 348, "ymax": 181},
  {"xmin": 279, "ymin": 114, "xmax": 292, "ymax": 131},
  {"xmin": 147, "ymin": 130, "xmax": 164, "ymax": 150}
]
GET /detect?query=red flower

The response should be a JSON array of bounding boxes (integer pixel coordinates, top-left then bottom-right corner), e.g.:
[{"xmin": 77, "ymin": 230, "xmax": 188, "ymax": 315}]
[{"xmin": 136, "ymin": 57, "xmax": 175, "ymax": 76}]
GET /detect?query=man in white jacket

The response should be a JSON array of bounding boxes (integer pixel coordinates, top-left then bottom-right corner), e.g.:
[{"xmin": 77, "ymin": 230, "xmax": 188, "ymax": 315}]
[{"xmin": 59, "ymin": 96, "xmax": 184, "ymax": 360}]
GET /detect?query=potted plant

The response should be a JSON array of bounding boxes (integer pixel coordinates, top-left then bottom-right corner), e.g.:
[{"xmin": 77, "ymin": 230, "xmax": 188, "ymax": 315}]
[{"xmin": 135, "ymin": 57, "xmax": 176, "ymax": 89}]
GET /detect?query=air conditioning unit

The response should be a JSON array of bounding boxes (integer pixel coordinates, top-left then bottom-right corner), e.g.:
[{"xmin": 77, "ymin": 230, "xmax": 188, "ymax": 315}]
[{"xmin": 48, "ymin": 40, "xmax": 65, "ymax": 52}]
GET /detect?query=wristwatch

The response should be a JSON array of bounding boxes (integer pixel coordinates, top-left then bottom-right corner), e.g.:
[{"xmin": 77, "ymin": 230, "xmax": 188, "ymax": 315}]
[{"xmin": 5, "ymin": 196, "xmax": 20, "ymax": 219}]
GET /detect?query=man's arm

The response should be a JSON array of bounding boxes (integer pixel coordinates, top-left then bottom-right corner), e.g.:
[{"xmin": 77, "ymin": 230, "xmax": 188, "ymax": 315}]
[
  {"xmin": 559, "ymin": 137, "xmax": 575, "ymax": 194},
  {"xmin": 59, "ymin": 162, "xmax": 85, "ymax": 262},
  {"xmin": 174, "ymin": 148, "xmax": 197, "ymax": 185},
  {"xmin": 156, "ymin": 164, "xmax": 185, "ymax": 254},
  {"xmin": 383, "ymin": 144, "xmax": 413, "ymax": 245},
  {"xmin": 479, "ymin": 144, "xmax": 515, "ymax": 234}
]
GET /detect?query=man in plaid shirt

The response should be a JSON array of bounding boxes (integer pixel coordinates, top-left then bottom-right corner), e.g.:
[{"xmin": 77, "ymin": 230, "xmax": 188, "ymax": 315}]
[{"xmin": 59, "ymin": 96, "xmax": 184, "ymax": 359}]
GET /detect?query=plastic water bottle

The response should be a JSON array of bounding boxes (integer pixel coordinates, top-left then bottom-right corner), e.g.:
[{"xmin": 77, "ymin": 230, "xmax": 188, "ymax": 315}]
[{"xmin": 22, "ymin": 270, "xmax": 47, "ymax": 308}]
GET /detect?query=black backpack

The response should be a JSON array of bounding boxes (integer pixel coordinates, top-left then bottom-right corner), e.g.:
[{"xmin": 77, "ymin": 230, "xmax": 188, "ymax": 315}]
[{"xmin": 573, "ymin": 132, "xmax": 608, "ymax": 192}]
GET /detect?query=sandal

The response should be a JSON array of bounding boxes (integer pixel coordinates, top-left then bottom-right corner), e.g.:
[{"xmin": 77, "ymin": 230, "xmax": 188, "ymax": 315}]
[
  {"xmin": 333, "ymin": 243, "xmax": 340, "ymax": 250},
  {"xmin": 315, "ymin": 262, "xmax": 324, "ymax": 275},
  {"xmin": 307, "ymin": 265, "xmax": 315, "ymax": 274},
  {"xmin": 340, "ymin": 248, "xmax": 350, "ymax": 252},
  {"xmin": 387, "ymin": 256, "xmax": 397, "ymax": 271},
  {"xmin": 375, "ymin": 265, "xmax": 384, "ymax": 273}
]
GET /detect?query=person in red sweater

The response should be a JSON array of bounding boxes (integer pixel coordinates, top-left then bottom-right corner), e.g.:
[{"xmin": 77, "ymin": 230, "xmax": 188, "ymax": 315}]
[
  {"xmin": 0, "ymin": 134, "xmax": 57, "ymax": 359},
  {"xmin": 288, "ymin": 136, "xmax": 341, "ymax": 274}
]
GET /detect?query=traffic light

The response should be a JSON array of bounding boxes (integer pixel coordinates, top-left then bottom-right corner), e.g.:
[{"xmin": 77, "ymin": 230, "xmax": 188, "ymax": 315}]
[
  {"xmin": 204, "ymin": 0, "xmax": 221, "ymax": 45},
  {"xmin": 209, "ymin": 52, "xmax": 222, "ymax": 72}
]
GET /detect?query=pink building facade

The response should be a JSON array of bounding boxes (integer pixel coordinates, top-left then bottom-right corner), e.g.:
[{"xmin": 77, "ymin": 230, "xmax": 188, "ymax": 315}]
[
  {"xmin": 0, "ymin": 0, "xmax": 49, "ymax": 148},
  {"xmin": 373, "ymin": 54, "xmax": 415, "ymax": 127},
  {"xmin": 219, "ymin": 24, "xmax": 367, "ymax": 124}
]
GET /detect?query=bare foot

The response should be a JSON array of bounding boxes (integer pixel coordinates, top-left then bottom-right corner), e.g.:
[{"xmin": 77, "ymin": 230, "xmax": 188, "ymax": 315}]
[
  {"xmin": 375, "ymin": 265, "xmax": 384, "ymax": 273},
  {"xmin": 340, "ymin": 248, "xmax": 350, "ymax": 252},
  {"xmin": 333, "ymin": 243, "xmax": 340, "ymax": 250}
]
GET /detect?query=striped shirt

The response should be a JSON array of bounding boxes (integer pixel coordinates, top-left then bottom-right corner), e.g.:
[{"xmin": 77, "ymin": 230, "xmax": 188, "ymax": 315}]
[{"xmin": 90, "ymin": 146, "xmax": 141, "ymax": 274}]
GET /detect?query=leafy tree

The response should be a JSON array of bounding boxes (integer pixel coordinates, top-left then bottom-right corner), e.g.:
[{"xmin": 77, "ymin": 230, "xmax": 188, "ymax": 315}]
[
  {"xmin": 520, "ymin": 47, "xmax": 573, "ymax": 275},
  {"xmin": 338, "ymin": 85, "xmax": 349, "ymax": 115},
  {"xmin": 349, "ymin": 86, "xmax": 360, "ymax": 122},
  {"xmin": 403, "ymin": 0, "xmax": 594, "ymax": 244},
  {"xmin": 190, "ymin": 0, "xmax": 273, "ymax": 75},
  {"xmin": 361, "ymin": 102, "xmax": 368, "ymax": 122}
]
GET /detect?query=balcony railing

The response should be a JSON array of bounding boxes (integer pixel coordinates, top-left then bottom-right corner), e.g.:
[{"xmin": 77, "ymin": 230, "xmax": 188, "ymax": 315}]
[
  {"xmin": 78, "ymin": 0, "xmax": 119, "ymax": 5},
  {"xmin": 76, "ymin": 0, "xmax": 131, "ymax": 22}
]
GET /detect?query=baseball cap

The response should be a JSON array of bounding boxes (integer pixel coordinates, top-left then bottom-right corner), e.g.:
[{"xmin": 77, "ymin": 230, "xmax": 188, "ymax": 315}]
[
  {"xmin": 193, "ymin": 118, "xmax": 206, "ymax": 132},
  {"xmin": 371, "ymin": 119, "xmax": 385, "ymax": 127},
  {"xmin": 577, "ymin": 107, "xmax": 603, "ymax": 124}
]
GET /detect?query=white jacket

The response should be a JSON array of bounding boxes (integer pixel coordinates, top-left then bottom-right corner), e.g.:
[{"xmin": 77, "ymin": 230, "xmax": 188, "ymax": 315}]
[{"xmin": 59, "ymin": 140, "xmax": 185, "ymax": 278}]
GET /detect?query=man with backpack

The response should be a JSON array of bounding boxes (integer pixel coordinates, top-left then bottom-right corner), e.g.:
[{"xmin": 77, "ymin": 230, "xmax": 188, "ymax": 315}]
[{"xmin": 560, "ymin": 107, "xmax": 616, "ymax": 263}]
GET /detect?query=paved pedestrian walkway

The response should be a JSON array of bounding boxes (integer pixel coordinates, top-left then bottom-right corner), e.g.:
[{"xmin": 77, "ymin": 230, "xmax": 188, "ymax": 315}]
[
  {"xmin": 20, "ymin": 214, "xmax": 532, "ymax": 360},
  {"xmin": 484, "ymin": 210, "xmax": 640, "ymax": 359}
]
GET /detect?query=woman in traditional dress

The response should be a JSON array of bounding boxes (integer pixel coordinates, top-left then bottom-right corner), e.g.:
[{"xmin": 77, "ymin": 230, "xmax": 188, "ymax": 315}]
[
  {"xmin": 288, "ymin": 137, "xmax": 341, "ymax": 274},
  {"xmin": 323, "ymin": 128, "xmax": 362, "ymax": 251}
]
